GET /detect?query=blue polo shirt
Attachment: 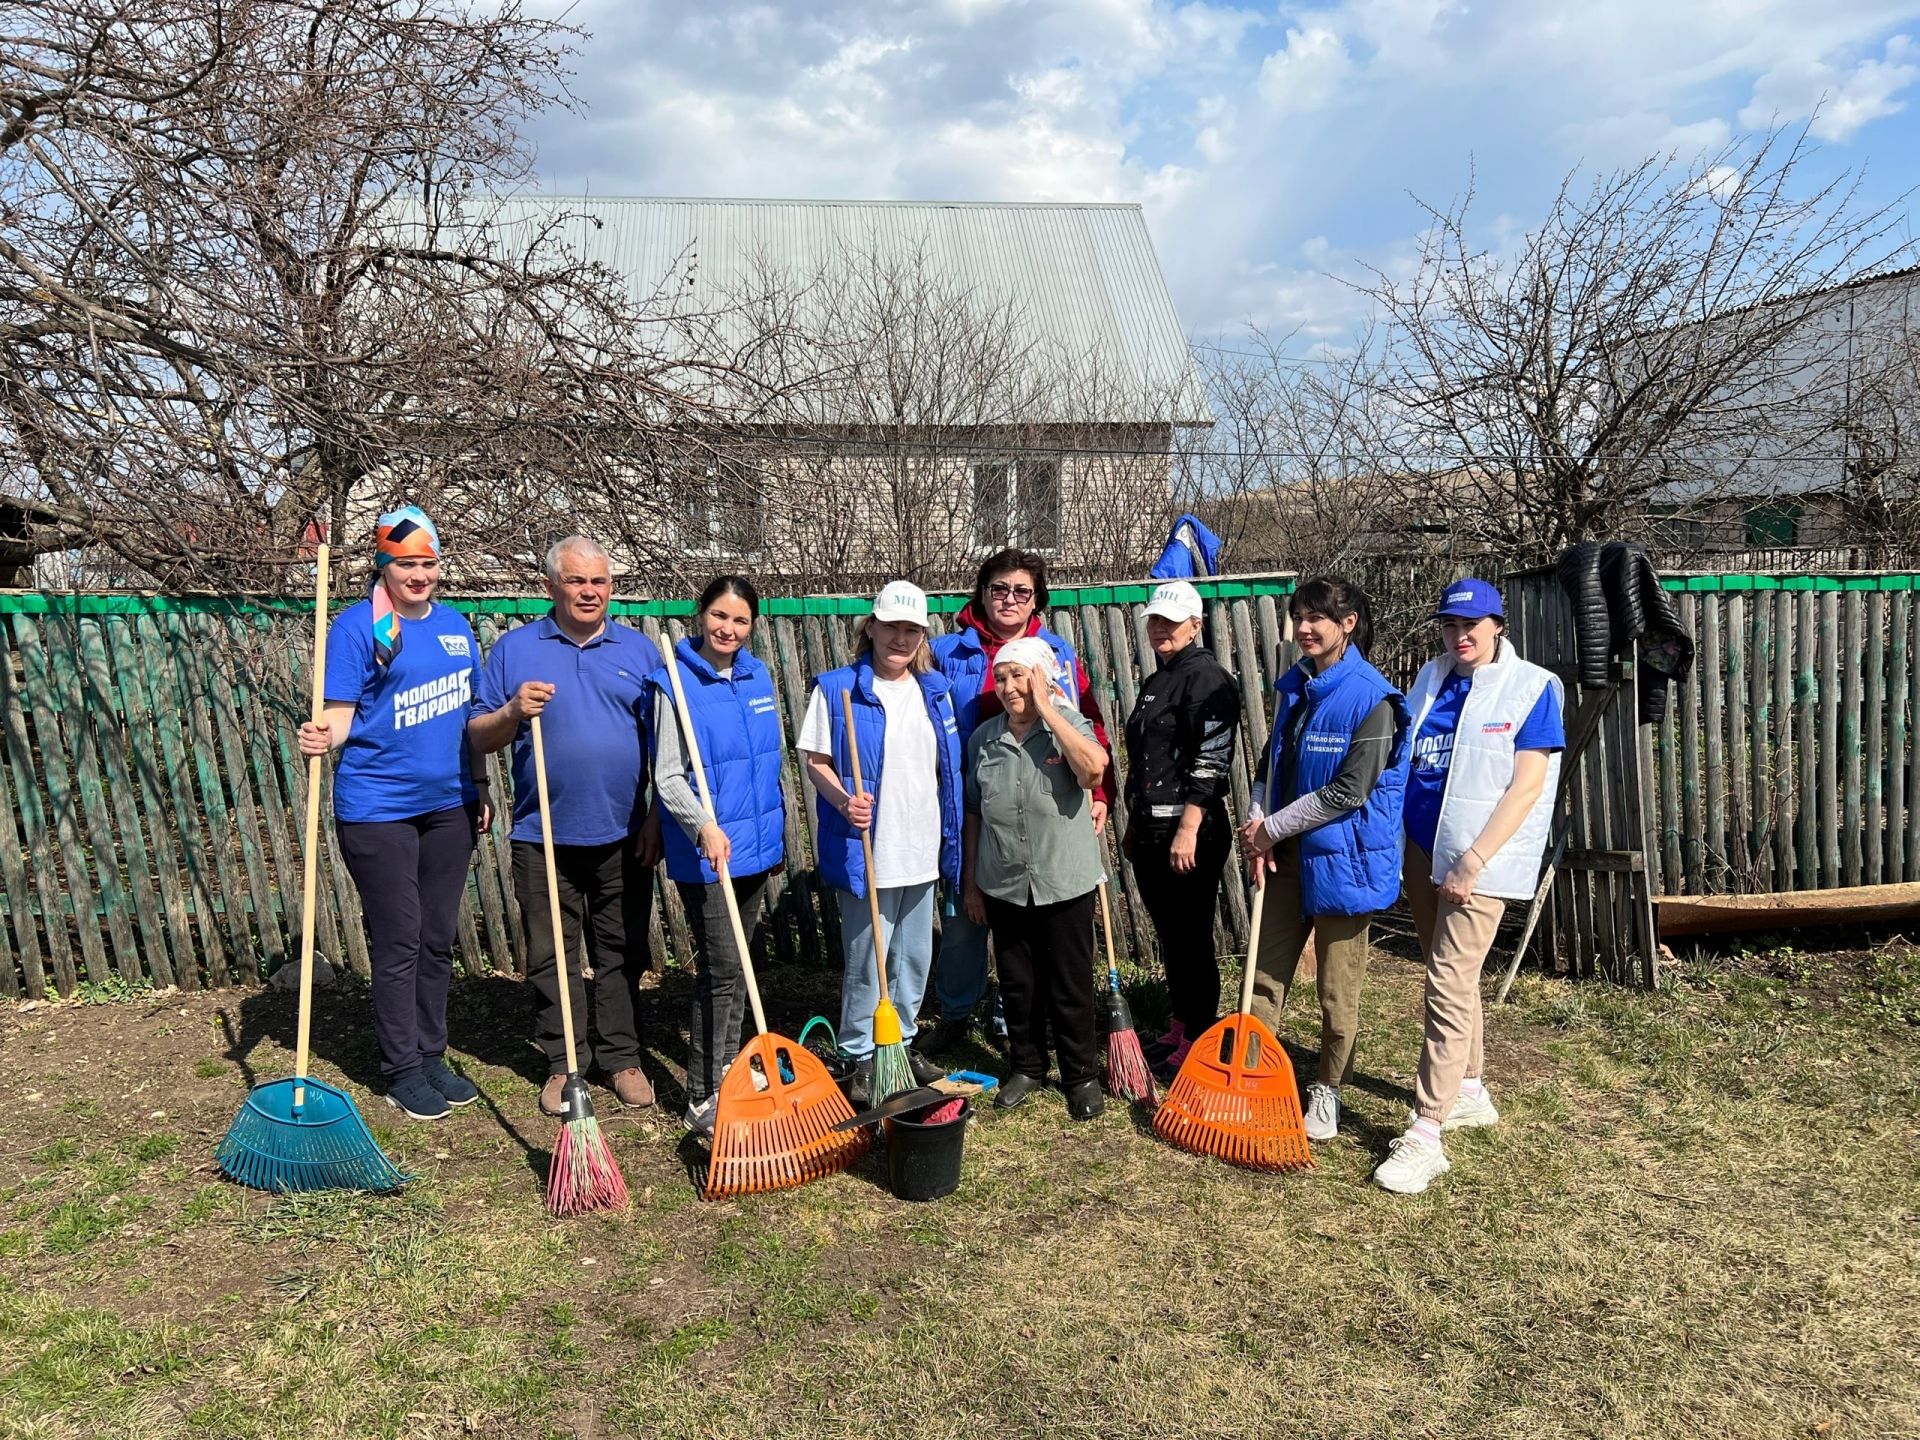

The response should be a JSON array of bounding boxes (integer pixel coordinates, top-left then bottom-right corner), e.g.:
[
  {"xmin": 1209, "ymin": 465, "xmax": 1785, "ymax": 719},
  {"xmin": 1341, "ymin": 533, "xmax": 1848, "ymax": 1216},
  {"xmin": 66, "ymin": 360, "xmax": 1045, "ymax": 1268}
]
[
  {"xmin": 475, "ymin": 614, "xmax": 661, "ymax": 846},
  {"xmin": 325, "ymin": 599, "xmax": 479, "ymax": 824}
]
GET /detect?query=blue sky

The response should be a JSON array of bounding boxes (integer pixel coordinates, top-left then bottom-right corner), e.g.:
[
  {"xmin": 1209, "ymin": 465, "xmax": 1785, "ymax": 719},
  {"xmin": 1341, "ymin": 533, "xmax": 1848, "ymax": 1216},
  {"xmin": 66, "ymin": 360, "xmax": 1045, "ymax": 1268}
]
[{"xmin": 523, "ymin": 1, "xmax": 1920, "ymax": 348}]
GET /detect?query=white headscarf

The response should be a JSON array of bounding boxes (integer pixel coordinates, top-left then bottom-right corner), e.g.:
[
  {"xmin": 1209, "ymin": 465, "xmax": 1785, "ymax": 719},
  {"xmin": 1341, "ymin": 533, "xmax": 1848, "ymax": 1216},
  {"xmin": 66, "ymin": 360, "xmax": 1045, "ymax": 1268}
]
[{"xmin": 994, "ymin": 637, "xmax": 1073, "ymax": 703}]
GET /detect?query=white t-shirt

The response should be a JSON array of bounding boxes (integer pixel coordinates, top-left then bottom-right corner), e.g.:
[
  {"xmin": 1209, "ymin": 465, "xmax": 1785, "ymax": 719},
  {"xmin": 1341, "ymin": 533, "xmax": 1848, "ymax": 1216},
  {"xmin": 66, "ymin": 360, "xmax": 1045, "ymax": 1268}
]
[{"xmin": 798, "ymin": 676, "xmax": 942, "ymax": 888}]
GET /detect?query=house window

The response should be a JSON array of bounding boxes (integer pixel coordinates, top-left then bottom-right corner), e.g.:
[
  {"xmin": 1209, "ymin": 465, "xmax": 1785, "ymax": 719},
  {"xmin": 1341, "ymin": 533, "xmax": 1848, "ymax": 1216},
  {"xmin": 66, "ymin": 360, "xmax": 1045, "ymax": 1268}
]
[
  {"xmin": 677, "ymin": 464, "xmax": 763, "ymax": 558},
  {"xmin": 971, "ymin": 458, "xmax": 1060, "ymax": 551},
  {"xmin": 1647, "ymin": 504, "xmax": 1706, "ymax": 550},
  {"xmin": 1743, "ymin": 502, "xmax": 1800, "ymax": 547}
]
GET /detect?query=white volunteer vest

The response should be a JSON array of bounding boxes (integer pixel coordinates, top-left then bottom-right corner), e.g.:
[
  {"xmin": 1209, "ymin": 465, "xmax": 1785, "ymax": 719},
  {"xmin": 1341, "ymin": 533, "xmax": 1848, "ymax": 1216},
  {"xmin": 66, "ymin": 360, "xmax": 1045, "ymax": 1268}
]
[{"xmin": 1406, "ymin": 640, "xmax": 1564, "ymax": 901}]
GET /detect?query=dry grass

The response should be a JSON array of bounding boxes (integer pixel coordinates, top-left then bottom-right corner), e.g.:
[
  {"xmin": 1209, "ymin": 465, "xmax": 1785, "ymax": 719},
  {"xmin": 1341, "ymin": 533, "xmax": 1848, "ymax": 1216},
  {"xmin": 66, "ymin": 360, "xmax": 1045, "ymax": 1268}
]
[{"xmin": 1, "ymin": 939, "xmax": 1916, "ymax": 1439}]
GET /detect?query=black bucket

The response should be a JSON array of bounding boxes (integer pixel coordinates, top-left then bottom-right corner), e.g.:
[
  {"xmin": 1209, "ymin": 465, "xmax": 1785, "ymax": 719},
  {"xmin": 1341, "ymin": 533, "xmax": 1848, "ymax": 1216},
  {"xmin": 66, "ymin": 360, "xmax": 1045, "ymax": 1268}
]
[{"xmin": 885, "ymin": 1098, "xmax": 970, "ymax": 1202}]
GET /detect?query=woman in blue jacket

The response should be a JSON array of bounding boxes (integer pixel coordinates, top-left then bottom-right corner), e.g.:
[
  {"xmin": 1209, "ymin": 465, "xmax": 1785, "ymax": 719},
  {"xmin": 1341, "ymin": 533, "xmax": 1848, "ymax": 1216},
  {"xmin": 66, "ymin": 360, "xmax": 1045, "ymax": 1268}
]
[
  {"xmin": 646, "ymin": 576, "xmax": 788, "ymax": 1138},
  {"xmin": 296, "ymin": 507, "xmax": 487, "ymax": 1123},
  {"xmin": 798, "ymin": 580, "xmax": 964, "ymax": 1104},
  {"xmin": 1238, "ymin": 576, "xmax": 1409, "ymax": 1143}
]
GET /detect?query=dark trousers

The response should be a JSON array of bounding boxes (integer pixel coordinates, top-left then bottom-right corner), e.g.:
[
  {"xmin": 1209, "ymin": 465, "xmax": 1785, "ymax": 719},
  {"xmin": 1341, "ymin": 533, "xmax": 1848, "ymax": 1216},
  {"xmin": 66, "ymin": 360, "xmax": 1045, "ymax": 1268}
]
[
  {"xmin": 985, "ymin": 890, "xmax": 1098, "ymax": 1087},
  {"xmin": 336, "ymin": 806, "xmax": 478, "ymax": 1079},
  {"xmin": 1128, "ymin": 805, "xmax": 1232, "ymax": 1036},
  {"xmin": 680, "ymin": 869, "xmax": 771, "ymax": 1104},
  {"xmin": 512, "ymin": 839, "xmax": 654, "ymax": 1076}
]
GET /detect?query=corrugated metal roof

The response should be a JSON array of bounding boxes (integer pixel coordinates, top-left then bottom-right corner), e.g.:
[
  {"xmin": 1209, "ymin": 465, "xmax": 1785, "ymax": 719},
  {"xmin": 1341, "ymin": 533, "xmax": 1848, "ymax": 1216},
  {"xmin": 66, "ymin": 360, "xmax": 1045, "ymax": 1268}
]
[{"xmin": 467, "ymin": 196, "xmax": 1213, "ymax": 426}]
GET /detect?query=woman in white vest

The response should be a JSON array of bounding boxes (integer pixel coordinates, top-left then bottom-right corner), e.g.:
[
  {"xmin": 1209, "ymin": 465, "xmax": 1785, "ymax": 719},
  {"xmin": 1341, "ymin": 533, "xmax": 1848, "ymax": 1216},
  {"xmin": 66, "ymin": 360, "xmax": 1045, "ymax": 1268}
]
[{"xmin": 1375, "ymin": 578, "xmax": 1565, "ymax": 1196}]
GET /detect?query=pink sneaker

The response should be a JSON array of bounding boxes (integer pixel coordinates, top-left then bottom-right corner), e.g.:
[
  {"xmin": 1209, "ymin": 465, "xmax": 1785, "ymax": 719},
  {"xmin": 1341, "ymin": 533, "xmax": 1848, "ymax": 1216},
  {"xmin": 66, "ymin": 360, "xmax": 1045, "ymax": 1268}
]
[{"xmin": 1146, "ymin": 1020, "xmax": 1188, "ymax": 1060}]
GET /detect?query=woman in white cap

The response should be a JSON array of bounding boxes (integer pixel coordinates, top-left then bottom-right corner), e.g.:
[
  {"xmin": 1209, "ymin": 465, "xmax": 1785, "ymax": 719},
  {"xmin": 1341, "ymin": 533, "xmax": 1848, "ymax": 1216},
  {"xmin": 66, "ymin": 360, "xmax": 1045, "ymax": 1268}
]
[
  {"xmin": 960, "ymin": 637, "xmax": 1110, "ymax": 1118},
  {"xmin": 1374, "ymin": 577, "xmax": 1564, "ymax": 1195},
  {"xmin": 1120, "ymin": 579, "xmax": 1241, "ymax": 1074},
  {"xmin": 798, "ymin": 581, "xmax": 964, "ymax": 1103}
]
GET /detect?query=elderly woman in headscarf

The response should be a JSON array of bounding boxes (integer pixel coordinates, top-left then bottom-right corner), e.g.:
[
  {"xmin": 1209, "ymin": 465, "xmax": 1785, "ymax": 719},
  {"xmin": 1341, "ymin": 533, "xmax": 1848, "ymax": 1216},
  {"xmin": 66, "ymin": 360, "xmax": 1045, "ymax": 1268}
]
[
  {"xmin": 296, "ymin": 507, "xmax": 490, "ymax": 1123},
  {"xmin": 960, "ymin": 637, "xmax": 1111, "ymax": 1119}
]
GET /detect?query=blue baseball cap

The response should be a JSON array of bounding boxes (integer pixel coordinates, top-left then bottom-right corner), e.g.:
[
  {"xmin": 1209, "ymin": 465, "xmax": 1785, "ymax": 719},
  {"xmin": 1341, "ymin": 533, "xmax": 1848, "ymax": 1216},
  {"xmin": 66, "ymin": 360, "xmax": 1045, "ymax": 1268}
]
[{"xmin": 1429, "ymin": 578, "xmax": 1504, "ymax": 621}]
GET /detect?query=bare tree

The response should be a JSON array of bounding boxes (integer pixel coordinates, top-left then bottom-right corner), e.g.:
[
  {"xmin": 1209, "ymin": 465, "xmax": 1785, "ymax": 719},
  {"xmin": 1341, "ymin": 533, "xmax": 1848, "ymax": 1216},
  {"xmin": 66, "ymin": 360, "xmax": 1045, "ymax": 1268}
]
[
  {"xmin": 1359, "ymin": 127, "xmax": 1912, "ymax": 563},
  {"xmin": 1836, "ymin": 295, "xmax": 1920, "ymax": 563},
  {"xmin": 1, "ymin": 0, "xmax": 748, "ymax": 591}
]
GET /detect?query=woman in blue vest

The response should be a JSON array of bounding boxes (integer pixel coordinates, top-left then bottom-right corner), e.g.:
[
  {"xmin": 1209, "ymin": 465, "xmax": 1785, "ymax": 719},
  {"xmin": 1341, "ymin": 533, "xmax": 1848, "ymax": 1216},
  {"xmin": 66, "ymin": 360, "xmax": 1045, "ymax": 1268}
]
[
  {"xmin": 646, "ymin": 576, "xmax": 788, "ymax": 1138},
  {"xmin": 798, "ymin": 580, "xmax": 964, "ymax": 1104},
  {"xmin": 296, "ymin": 506, "xmax": 488, "ymax": 1123},
  {"xmin": 1374, "ymin": 578, "xmax": 1564, "ymax": 1196},
  {"xmin": 1237, "ymin": 576, "xmax": 1409, "ymax": 1143}
]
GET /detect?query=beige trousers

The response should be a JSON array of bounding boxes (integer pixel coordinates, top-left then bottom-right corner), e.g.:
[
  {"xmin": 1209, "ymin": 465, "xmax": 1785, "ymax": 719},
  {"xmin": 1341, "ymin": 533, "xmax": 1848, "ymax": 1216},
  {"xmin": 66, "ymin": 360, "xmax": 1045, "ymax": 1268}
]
[
  {"xmin": 1247, "ymin": 841, "xmax": 1375, "ymax": 1088},
  {"xmin": 1406, "ymin": 843, "xmax": 1505, "ymax": 1123}
]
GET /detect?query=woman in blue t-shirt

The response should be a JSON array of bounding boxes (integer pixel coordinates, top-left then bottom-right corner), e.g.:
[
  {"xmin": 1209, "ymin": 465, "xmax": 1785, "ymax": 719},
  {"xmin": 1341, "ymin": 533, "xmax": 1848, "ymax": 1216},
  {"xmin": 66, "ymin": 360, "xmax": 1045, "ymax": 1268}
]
[
  {"xmin": 1375, "ymin": 578, "xmax": 1565, "ymax": 1196},
  {"xmin": 296, "ymin": 507, "xmax": 488, "ymax": 1123}
]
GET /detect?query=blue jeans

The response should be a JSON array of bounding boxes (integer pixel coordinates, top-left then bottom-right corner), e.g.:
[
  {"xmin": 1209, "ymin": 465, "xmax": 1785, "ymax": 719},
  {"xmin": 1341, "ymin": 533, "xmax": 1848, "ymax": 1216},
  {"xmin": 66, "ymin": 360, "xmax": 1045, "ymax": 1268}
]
[
  {"xmin": 933, "ymin": 903, "xmax": 991, "ymax": 1022},
  {"xmin": 836, "ymin": 882, "xmax": 936, "ymax": 1058}
]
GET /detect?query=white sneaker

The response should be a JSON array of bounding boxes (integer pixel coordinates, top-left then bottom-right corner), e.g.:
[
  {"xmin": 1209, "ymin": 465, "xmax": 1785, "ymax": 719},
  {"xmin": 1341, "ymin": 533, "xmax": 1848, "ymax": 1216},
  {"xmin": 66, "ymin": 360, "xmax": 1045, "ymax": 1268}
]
[
  {"xmin": 1407, "ymin": 1087, "xmax": 1501, "ymax": 1133},
  {"xmin": 683, "ymin": 1094, "xmax": 718, "ymax": 1139},
  {"xmin": 1302, "ymin": 1083, "xmax": 1341, "ymax": 1142},
  {"xmin": 1373, "ymin": 1131, "xmax": 1451, "ymax": 1195}
]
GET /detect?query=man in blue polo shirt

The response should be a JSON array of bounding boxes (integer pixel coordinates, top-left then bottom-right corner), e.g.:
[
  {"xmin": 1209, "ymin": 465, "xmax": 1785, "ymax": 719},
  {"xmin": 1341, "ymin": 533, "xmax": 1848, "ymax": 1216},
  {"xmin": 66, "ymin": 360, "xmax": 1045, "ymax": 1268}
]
[{"xmin": 469, "ymin": 535, "xmax": 663, "ymax": 1117}]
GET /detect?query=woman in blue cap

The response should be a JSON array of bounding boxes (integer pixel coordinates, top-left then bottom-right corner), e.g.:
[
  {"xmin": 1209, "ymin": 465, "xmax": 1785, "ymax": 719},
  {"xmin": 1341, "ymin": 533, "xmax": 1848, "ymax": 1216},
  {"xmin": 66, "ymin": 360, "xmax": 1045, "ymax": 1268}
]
[
  {"xmin": 297, "ymin": 507, "xmax": 489, "ymax": 1122},
  {"xmin": 1374, "ymin": 577, "xmax": 1564, "ymax": 1194}
]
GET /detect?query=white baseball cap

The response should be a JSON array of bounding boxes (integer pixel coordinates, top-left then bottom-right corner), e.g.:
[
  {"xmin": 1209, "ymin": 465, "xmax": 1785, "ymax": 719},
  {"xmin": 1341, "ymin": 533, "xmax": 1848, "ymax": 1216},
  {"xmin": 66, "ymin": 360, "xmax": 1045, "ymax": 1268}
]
[
  {"xmin": 1143, "ymin": 580, "xmax": 1203, "ymax": 623},
  {"xmin": 871, "ymin": 579, "xmax": 929, "ymax": 627}
]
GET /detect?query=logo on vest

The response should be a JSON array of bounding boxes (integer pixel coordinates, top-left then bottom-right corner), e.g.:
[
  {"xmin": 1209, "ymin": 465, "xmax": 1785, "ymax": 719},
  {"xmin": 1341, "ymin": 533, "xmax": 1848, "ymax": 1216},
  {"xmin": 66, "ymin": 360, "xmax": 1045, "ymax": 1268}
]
[
  {"xmin": 1481, "ymin": 721, "xmax": 1513, "ymax": 733},
  {"xmin": 437, "ymin": 634, "xmax": 470, "ymax": 657}
]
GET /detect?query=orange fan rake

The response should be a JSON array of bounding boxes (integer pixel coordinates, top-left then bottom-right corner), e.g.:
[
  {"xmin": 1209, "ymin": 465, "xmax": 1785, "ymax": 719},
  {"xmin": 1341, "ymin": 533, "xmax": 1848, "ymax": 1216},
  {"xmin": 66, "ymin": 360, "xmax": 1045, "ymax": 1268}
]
[
  {"xmin": 1152, "ymin": 871, "xmax": 1312, "ymax": 1173},
  {"xmin": 661, "ymin": 652, "xmax": 868, "ymax": 1200}
]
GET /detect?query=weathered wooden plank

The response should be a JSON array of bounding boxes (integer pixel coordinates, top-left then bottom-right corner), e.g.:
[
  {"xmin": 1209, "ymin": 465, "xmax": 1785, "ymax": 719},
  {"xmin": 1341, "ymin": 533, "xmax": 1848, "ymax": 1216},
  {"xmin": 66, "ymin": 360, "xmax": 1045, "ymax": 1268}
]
[
  {"xmin": 1839, "ymin": 592, "xmax": 1864, "ymax": 886},
  {"xmin": 45, "ymin": 616, "xmax": 144, "ymax": 982},
  {"xmin": 280, "ymin": 613, "xmax": 369, "ymax": 978},
  {"xmin": 1229, "ymin": 600, "xmax": 1270, "ymax": 788},
  {"xmin": 1908, "ymin": 597, "xmax": 1920, "ymax": 882},
  {"xmin": 1724, "ymin": 596, "xmax": 1750, "ymax": 889},
  {"xmin": 1588, "ymin": 675, "xmax": 1619, "ymax": 969},
  {"xmin": 1205, "ymin": 601, "xmax": 1250, "ymax": 948},
  {"xmin": 161, "ymin": 611, "xmax": 254, "ymax": 979},
  {"xmin": 263, "ymin": 619, "xmax": 347, "ymax": 975},
  {"xmin": 77, "ymin": 616, "xmax": 175, "ymax": 989},
  {"xmin": 1656, "ymin": 659, "xmax": 1683, "ymax": 891},
  {"xmin": 1255, "ymin": 595, "xmax": 1281, "ymax": 682},
  {"xmin": 1104, "ymin": 606, "xmax": 1157, "ymax": 967},
  {"xmin": 1794, "ymin": 590, "xmax": 1817, "ymax": 889},
  {"xmin": 1890, "ymin": 593, "xmax": 1910, "ymax": 886},
  {"xmin": 1700, "ymin": 596, "xmax": 1727, "ymax": 891},
  {"xmin": 13, "ymin": 615, "xmax": 110, "ymax": 987},
  {"xmin": 1817, "ymin": 592, "xmax": 1840, "ymax": 887},
  {"xmin": 1864, "ymin": 592, "xmax": 1885, "ymax": 886},
  {"xmin": 465, "ymin": 614, "xmax": 515, "ymax": 973},
  {"xmin": 1773, "ymin": 591, "xmax": 1797, "ymax": 887},
  {"xmin": 1746, "ymin": 594, "xmax": 1772, "ymax": 888},
  {"xmin": 1676, "ymin": 595, "xmax": 1705, "ymax": 894},
  {"xmin": 1627, "ymin": 662, "xmax": 1661, "ymax": 988},
  {"xmin": 0, "ymin": 620, "xmax": 45, "ymax": 997}
]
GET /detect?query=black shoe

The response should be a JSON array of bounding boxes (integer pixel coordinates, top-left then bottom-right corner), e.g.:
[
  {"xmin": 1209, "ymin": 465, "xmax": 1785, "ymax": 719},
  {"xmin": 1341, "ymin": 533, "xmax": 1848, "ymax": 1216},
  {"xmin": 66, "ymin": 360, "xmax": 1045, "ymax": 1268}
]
[
  {"xmin": 847, "ymin": 1057, "xmax": 875, "ymax": 1109},
  {"xmin": 918, "ymin": 1017, "xmax": 971, "ymax": 1058},
  {"xmin": 907, "ymin": 1048, "xmax": 946, "ymax": 1086},
  {"xmin": 1065, "ymin": 1078, "xmax": 1105, "ymax": 1121},
  {"xmin": 994, "ymin": 1072, "xmax": 1044, "ymax": 1110}
]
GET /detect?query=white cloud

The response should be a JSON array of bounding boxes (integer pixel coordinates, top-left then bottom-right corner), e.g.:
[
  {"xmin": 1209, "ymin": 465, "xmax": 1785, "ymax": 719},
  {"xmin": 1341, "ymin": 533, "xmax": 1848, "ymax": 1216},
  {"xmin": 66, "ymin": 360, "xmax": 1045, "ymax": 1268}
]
[
  {"xmin": 1255, "ymin": 25, "xmax": 1353, "ymax": 115},
  {"xmin": 1741, "ymin": 34, "xmax": 1920, "ymax": 140}
]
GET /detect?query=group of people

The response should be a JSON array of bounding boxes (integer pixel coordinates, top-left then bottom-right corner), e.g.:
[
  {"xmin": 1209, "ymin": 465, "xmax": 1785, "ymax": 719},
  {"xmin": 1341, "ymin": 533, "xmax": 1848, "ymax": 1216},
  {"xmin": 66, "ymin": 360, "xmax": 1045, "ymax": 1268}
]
[{"xmin": 300, "ymin": 506, "xmax": 1563, "ymax": 1196}]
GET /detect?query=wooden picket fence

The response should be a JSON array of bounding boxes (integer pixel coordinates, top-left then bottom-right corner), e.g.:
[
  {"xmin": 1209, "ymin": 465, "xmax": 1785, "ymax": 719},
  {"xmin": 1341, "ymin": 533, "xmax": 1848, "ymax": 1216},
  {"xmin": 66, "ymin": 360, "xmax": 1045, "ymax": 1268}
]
[{"xmin": 0, "ymin": 577, "xmax": 1306, "ymax": 999}]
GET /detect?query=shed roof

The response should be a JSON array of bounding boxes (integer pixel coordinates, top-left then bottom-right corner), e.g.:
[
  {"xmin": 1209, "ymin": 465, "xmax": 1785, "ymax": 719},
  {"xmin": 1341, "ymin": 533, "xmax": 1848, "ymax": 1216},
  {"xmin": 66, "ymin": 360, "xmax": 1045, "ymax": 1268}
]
[{"xmin": 467, "ymin": 196, "xmax": 1213, "ymax": 426}]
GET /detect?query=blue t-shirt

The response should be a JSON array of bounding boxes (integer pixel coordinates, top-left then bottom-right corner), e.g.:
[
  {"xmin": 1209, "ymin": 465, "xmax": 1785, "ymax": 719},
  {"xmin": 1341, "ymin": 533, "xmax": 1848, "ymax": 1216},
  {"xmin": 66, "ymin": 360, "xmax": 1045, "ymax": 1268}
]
[
  {"xmin": 475, "ymin": 615, "xmax": 660, "ymax": 846},
  {"xmin": 1403, "ymin": 671, "xmax": 1565, "ymax": 856},
  {"xmin": 326, "ymin": 599, "xmax": 479, "ymax": 824}
]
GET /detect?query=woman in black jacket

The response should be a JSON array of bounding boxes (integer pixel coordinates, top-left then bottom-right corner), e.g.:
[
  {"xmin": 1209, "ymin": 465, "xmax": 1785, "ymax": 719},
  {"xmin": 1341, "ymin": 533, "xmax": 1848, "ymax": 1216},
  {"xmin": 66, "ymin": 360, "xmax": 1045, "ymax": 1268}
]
[{"xmin": 1121, "ymin": 580, "xmax": 1241, "ymax": 1073}]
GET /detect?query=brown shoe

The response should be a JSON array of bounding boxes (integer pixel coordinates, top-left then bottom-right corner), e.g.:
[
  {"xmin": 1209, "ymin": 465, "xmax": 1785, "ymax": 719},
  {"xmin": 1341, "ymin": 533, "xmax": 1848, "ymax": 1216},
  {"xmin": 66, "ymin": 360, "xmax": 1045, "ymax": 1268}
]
[
  {"xmin": 610, "ymin": 1067, "xmax": 655, "ymax": 1109},
  {"xmin": 539, "ymin": 1072, "xmax": 567, "ymax": 1118}
]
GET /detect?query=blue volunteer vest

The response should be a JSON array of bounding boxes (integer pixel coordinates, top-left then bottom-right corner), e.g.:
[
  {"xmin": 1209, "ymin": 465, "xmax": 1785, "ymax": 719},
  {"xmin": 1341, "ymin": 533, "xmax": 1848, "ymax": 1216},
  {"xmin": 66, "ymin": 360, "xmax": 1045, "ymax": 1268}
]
[
  {"xmin": 809, "ymin": 660, "xmax": 964, "ymax": 899},
  {"xmin": 1264, "ymin": 647, "xmax": 1411, "ymax": 917},
  {"xmin": 932, "ymin": 620, "xmax": 1079, "ymax": 742},
  {"xmin": 646, "ymin": 639, "xmax": 787, "ymax": 886}
]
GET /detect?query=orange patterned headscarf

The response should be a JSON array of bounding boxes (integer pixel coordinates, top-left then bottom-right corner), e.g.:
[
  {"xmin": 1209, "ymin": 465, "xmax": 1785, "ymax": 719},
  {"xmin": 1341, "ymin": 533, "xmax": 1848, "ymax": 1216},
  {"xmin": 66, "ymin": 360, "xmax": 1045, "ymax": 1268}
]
[{"xmin": 370, "ymin": 506, "xmax": 440, "ymax": 666}]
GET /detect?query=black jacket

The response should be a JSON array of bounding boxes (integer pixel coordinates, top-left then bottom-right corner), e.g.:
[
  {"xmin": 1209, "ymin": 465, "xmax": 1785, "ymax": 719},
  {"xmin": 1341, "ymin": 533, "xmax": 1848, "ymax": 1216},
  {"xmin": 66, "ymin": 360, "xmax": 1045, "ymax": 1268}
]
[
  {"xmin": 1556, "ymin": 541, "xmax": 1695, "ymax": 722},
  {"xmin": 1122, "ymin": 642, "xmax": 1240, "ymax": 816}
]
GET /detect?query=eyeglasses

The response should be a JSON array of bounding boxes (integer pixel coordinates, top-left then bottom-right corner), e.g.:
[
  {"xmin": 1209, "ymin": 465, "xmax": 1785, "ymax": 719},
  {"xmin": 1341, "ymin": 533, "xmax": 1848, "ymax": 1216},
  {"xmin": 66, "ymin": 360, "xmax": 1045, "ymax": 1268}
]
[{"xmin": 988, "ymin": 582, "xmax": 1035, "ymax": 602}]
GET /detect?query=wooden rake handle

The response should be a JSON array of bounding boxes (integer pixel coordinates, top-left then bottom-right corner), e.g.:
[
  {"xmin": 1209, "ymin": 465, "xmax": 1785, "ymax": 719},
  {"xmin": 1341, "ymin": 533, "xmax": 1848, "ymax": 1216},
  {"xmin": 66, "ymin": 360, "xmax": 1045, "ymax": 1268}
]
[
  {"xmin": 1238, "ymin": 865, "xmax": 1268, "ymax": 1017},
  {"xmin": 530, "ymin": 715, "xmax": 581, "ymax": 1076},
  {"xmin": 840, "ymin": 689, "xmax": 891, "ymax": 1006},
  {"xmin": 664, "ymin": 645, "xmax": 768, "ymax": 1037},
  {"xmin": 293, "ymin": 544, "xmax": 329, "ymax": 1104}
]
